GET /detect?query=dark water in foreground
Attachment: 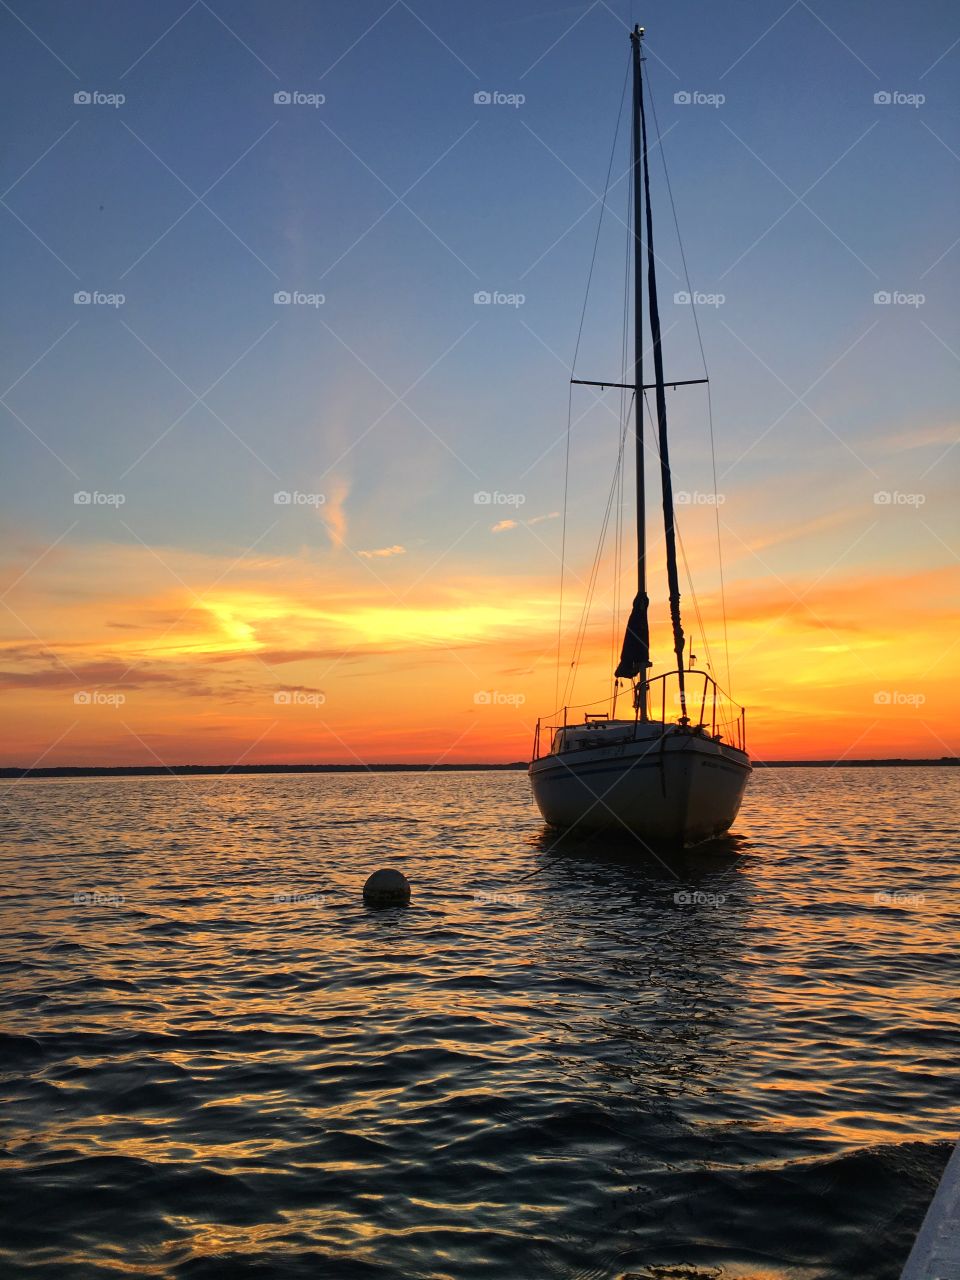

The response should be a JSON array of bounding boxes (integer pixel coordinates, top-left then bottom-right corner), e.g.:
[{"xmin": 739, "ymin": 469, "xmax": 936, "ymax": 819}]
[{"xmin": 0, "ymin": 768, "xmax": 957, "ymax": 1279}]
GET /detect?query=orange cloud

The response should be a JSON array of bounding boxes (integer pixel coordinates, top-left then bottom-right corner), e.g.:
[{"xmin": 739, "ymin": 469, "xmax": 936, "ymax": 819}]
[{"xmin": 0, "ymin": 534, "xmax": 955, "ymax": 766}]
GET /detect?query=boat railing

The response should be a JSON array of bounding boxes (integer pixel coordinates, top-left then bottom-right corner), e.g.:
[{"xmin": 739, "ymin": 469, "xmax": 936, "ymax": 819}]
[{"xmin": 532, "ymin": 669, "xmax": 746, "ymax": 759}]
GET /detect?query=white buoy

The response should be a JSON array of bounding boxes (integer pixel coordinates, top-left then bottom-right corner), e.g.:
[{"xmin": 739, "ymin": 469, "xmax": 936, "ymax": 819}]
[{"xmin": 362, "ymin": 867, "xmax": 411, "ymax": 907}]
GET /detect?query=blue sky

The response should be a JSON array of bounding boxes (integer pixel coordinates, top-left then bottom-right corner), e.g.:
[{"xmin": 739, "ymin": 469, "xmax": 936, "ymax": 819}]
[{"xmin": 4, "ymin": 2, "xmax": 957, "ymax": 559}]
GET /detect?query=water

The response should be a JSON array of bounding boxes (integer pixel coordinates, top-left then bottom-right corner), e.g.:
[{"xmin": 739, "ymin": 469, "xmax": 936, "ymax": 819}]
[{"xmin": 1, "ymin": 768, "xmax": 956, "ymax": 1279}]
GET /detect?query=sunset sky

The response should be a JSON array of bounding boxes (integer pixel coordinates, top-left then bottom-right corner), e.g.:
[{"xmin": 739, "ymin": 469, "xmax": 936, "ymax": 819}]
[{"xmin": 2, "ymin": 0, "xmax": 958, "ymax": 765}]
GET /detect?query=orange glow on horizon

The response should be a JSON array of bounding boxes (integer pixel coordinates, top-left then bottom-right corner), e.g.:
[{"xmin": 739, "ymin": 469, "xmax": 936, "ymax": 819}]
[{"xmin": 0, "ymin": 534, "xmax": 956, "ymax": 768}]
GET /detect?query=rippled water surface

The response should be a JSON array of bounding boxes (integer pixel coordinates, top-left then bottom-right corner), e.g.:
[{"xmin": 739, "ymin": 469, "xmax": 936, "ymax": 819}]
[{"xmin": 1, "ymin": 768, "xmax": 958, "ymax": 1279}]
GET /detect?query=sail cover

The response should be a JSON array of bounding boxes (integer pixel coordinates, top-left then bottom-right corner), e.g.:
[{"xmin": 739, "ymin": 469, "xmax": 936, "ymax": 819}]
[{"xmin": 615, "ymin": 591, "xmax": 650, "ymax": 678}]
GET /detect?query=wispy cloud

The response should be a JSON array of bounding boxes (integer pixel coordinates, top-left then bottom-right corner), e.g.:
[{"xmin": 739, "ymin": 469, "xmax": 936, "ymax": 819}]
[
  {"xmin": 358, "ymin": 544, "xmax": 406, "ymax": 559},
  {"xmin": 876, "ymin": 421, "xmax": 958, "ymax": 453},
  {"xmin": 322, "ymin": 475, "xmax": 349, "ymax": 549},
  {"xmin": 491, "ymin": 512, "xmax": 558, "ymax": 534}
]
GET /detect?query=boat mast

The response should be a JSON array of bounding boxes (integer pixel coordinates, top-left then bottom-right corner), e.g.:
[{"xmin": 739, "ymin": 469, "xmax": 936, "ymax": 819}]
[
  {"xmin": 637, "ymin": 23, "xmax": 688, "ymax": 719},
  {"xmin": 613, "ymin": 24, "xmax": 651, "ymax": 717}
]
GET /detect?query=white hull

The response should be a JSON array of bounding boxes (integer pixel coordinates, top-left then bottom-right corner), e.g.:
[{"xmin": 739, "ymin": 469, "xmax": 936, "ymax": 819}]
[{"xmin": 529, "ymin": 725, "xmax": 750, "ymax": 846}]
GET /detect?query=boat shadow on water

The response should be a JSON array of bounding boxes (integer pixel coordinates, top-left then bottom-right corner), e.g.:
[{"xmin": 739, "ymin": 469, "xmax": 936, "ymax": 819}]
[
  {"xmin": 526, "ymin": 822, "xmax": 751, "ymax": 879},
  {"xmin": 520, "ymin": 823, "xmax": 758, "ymax": 935}
]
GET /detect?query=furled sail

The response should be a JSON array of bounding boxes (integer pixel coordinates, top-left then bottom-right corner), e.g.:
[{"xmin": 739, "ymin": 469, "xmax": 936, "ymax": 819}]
[{"xmin": 615, "ymin": 591, "xmax": 650, "ymax": 679}]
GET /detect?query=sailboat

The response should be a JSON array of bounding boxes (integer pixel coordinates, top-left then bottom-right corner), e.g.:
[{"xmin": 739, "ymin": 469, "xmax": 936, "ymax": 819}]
[{"xmin": 529, "ymin": 25, "xmax": 751, "ymax": 846}]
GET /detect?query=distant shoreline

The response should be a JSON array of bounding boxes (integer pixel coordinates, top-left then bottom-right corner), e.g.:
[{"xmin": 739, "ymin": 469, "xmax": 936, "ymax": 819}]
[{"xmin": 1, "ymin": 759, "xmax": 956, "ymax": 779}]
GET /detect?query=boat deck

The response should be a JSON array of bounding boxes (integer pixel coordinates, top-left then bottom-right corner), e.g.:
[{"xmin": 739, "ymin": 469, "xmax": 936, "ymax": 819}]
[{"xmin": 899, "ymin": 1138, "xmax": 960, "ymax": 1278}]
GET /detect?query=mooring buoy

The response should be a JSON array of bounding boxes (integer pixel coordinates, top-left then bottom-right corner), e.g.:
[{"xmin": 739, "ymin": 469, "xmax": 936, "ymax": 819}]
[{"xmin": 362, "ymin": 868, "xmax": 411, "ymax": 907}]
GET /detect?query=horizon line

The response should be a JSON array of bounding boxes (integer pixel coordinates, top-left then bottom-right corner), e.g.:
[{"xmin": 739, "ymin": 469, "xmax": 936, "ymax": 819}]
[{"xmin": 2, "ymin": 758, "xmax": 958, "ymax": 779}]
